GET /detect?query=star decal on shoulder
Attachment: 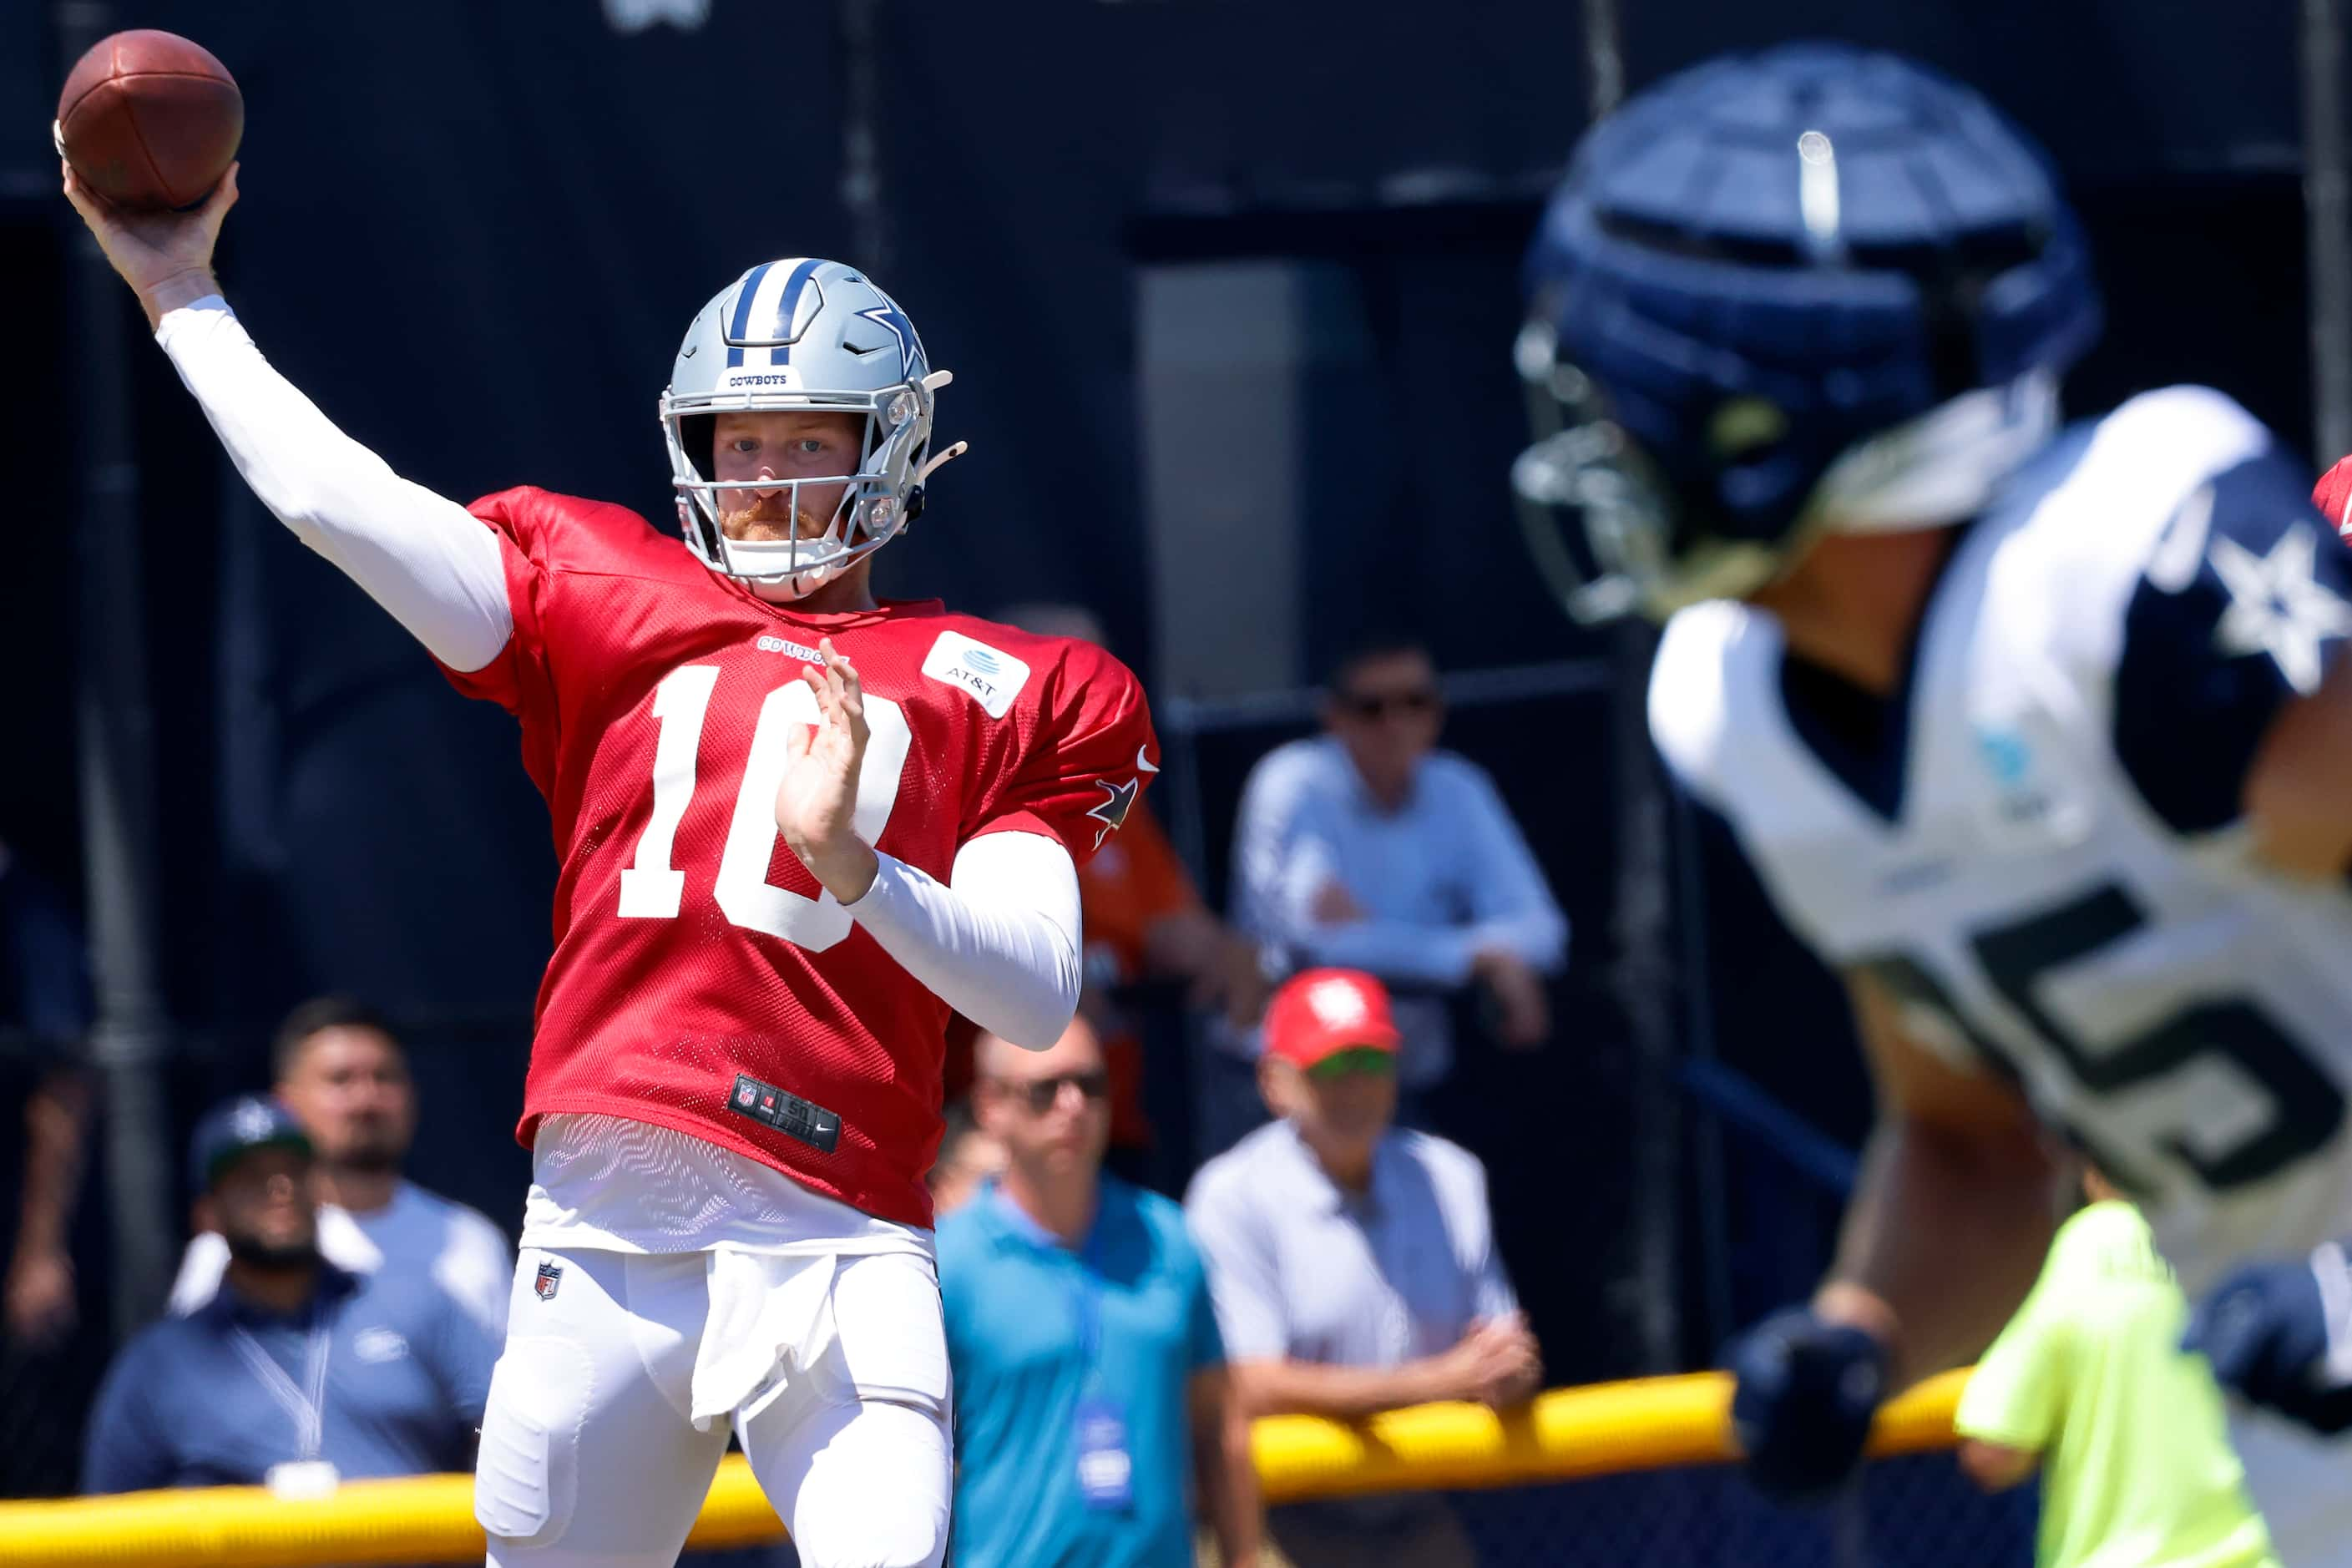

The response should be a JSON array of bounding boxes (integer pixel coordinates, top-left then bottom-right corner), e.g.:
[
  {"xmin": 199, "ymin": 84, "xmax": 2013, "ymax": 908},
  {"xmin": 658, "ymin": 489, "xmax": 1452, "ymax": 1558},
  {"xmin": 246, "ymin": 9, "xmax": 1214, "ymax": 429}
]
[
  {"xmin": 2209, "ymin": 523, "xmax": 2352, "ymax": 694},
  {"xmin": 1087, "ymin": 775, "xmax": 1141, "ymax": 850}
]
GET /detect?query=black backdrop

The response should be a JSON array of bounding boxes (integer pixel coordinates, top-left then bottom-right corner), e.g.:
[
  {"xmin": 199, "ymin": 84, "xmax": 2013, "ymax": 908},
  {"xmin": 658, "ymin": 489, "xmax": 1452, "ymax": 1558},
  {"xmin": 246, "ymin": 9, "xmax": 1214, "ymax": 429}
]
[{"xmin": 0, "ymin": 0, "xmax": 2323, "ymax": 1344}]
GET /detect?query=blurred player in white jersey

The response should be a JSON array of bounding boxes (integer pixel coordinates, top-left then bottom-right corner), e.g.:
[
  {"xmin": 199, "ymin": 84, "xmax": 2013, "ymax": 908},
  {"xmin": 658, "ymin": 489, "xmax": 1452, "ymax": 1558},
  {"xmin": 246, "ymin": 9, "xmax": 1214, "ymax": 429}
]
[
  {"xmin": 1513, "ymin": 44, "xmax": 2352, "ymax": 1557},
  {"xmin": 64, "ymin": 154, "xmax": 1160, "ymax": 1563}
]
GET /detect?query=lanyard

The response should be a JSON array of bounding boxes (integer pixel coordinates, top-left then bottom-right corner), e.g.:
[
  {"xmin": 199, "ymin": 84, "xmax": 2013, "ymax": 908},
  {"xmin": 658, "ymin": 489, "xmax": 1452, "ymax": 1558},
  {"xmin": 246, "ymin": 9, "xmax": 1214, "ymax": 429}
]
[
  {"xmin": 228, "ymin": 1303, "xmax": 331, "ymax": 1461},
  {"xmin": 990, "ymin": 1186, "xmax": 1107, "ymax": 1367}
]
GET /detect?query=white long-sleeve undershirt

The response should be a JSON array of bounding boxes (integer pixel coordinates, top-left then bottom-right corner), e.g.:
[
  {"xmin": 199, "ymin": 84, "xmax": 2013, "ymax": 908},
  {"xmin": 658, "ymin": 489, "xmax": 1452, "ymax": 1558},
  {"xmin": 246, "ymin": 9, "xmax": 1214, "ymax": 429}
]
[
  {"xmin": 154, "ymin": 296, "xmax": 1080, "ymax": 1042},
  {"xmin": 852, "ymin": 832, "xmax": 1082, "ymax": 1051}
]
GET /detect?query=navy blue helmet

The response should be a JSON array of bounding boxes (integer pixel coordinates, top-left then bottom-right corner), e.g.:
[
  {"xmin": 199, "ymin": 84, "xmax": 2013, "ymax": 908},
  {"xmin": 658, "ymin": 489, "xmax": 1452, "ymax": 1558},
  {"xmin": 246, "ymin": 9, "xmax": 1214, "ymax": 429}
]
[{"xmin": 1514, "ymin": 43, "xmax": 2102, "ymax": 620}]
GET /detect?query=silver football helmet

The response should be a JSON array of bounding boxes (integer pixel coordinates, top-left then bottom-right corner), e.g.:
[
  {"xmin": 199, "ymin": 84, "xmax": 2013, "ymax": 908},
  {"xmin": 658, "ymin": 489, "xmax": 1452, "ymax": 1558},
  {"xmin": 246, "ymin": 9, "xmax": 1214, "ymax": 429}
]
[{"xmin": 659, "ymin": 258, "xmax": 966, "ymax": 600}]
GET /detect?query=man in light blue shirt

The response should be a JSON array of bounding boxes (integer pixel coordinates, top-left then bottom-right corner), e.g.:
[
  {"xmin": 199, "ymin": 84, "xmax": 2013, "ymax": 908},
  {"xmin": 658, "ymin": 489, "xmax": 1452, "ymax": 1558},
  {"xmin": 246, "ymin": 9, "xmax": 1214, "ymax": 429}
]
[
  {"xmin": 1228, "ymin": 637, "xmax": 1567, "ymax": 1111},
  {"xmin": 939, "ymin": 1017, "xmax": 1259, "ymax": 1568},
  {"xmin": 82, "ymin": 1096, "xmax": 496, "ymax": 1495}
]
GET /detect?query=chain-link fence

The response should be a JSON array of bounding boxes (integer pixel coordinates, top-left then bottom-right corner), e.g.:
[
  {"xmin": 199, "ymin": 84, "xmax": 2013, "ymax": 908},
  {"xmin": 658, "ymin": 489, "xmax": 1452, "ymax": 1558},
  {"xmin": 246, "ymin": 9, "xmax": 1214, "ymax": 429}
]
[
  {"xmin": 0, "ymin": 1333, "xmax": 104, "ymax": 1499},
  {"xmin": 1442, "ymin": 1455, "xmax": 2035, "ymax": 1568}
]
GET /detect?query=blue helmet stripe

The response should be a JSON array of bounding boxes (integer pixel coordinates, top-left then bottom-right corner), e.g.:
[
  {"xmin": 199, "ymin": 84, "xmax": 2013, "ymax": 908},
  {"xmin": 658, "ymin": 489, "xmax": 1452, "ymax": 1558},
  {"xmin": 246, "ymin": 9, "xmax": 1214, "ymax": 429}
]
[
  {"xmin": 766, "ymin": 258, "xmax": 825, "ymax": 369},
  {"xmin": 724, "ymin": 260, "xmax": 776, "ymax": 370}
]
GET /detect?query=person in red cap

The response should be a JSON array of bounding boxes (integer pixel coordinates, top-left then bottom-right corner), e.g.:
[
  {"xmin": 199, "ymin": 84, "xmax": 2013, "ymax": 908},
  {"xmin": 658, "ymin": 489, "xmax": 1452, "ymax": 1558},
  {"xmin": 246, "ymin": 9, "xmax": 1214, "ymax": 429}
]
[
  {"xmin": 1253, "ymin": 969, "xmax": 1411, "ymax": 1182},
  {"xmin": 1184, "ymin": 969, "xmax": 1536, "ymax": 1568}
]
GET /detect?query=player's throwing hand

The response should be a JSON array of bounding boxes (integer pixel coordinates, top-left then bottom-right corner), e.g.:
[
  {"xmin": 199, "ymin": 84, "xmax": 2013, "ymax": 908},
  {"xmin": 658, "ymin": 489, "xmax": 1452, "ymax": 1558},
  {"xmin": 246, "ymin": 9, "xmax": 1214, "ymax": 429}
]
[
  {"xmin": 776, "ymin": 639, "xmax": 878, "ymax": 902},
  {"xmin": 60, "ymin": 159, "xmax": 237, "ymax": 328}
]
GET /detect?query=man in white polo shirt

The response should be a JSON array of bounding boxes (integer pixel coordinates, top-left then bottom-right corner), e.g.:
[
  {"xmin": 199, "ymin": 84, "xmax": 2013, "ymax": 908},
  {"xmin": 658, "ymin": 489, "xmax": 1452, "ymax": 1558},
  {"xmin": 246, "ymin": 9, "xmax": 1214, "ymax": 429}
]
[
  {"xmin": 171, "ymin": 999, "xmax": 511, "ymax": 1337},
  {"xmin": 1184, "ymin": 969, "xmax": 1537, "ymax": 1567}
]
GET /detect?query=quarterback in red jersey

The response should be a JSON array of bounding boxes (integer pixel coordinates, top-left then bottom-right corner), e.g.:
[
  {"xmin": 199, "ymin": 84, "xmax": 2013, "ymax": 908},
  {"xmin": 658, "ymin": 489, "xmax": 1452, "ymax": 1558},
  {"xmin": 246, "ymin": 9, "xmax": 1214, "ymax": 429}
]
[{"xmin": 68, "ymin": 164, "xmax": 1153, "ymax": 1568}]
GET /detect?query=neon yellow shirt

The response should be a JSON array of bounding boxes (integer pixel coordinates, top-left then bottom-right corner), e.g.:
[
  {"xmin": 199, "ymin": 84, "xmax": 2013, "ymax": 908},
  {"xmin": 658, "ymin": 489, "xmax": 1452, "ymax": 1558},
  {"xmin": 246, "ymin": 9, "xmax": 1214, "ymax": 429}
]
[{"xmin": 1955, "ymin": 1201, "xmax": 2277, "ymax": 1568}]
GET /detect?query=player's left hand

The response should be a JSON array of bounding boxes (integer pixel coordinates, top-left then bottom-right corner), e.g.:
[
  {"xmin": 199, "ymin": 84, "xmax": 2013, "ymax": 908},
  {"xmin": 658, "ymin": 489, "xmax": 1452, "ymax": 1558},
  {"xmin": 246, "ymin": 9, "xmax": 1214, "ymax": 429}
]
[
  {"xmin": 1726, "ymin": 1306, "xmax": 1889, "ymax": 1503},
  {"xmin": 2185, "ymin": 1241, "xmax": 2352, "ymax": 1434},
  {"xmin": 776, "ymin": 639, "xmax": 879, "ymax": 902}
]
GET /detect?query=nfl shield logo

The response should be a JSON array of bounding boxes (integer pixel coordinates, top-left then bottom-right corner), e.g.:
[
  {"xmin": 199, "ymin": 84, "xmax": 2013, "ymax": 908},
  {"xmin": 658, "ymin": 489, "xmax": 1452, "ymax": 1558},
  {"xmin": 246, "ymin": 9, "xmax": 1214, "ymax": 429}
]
[
  {"xmin": 534, "ymin": 1261, "xmax": 563, "ymax": 1302},
  {"xmin": 736, "ymin": 1080, "xmax": 757, "ymax": 1108}
]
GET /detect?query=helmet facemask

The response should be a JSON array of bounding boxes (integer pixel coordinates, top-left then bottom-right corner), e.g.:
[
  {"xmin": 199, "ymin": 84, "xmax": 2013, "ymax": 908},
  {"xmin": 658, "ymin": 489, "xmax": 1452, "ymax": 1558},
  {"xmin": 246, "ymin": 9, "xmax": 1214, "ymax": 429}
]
[
  {"xmin": 1512, "ymin": 311, "xmax": 2063, "ymax": 625},
  {"xmin": 664, "ymin": 382, "xmax": 942, "ymax": 601},
  {"xmin": 1510, "ymin": 319, "xmax": 1787, "ymax": 624}
]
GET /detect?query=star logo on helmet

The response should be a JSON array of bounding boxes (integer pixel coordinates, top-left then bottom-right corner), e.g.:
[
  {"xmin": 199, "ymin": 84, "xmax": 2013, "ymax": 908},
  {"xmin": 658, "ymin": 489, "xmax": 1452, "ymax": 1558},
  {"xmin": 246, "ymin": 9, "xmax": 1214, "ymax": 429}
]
[{"xmin": 856, "ymin": 300, "xmax": 920, "ymax": 380}]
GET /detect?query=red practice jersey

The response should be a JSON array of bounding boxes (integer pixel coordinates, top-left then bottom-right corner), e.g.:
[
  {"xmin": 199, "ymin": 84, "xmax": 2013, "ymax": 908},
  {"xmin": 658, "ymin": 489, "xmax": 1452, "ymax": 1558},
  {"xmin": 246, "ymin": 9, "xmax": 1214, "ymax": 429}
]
[{"xmin": 441, "ymin": 488, "xmax": 1156, "ymax": 1227}]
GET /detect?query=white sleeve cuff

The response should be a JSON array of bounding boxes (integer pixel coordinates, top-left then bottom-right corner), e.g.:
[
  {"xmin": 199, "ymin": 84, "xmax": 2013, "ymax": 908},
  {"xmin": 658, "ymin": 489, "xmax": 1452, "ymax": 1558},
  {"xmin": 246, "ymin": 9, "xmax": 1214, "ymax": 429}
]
[
  {"xmin": 153, "ymin": 292, "xmax": 235, "ymax": 344},
  {"xmin": 849, "ymin": 832, "xmax": 1082, "ymax": 1050}
]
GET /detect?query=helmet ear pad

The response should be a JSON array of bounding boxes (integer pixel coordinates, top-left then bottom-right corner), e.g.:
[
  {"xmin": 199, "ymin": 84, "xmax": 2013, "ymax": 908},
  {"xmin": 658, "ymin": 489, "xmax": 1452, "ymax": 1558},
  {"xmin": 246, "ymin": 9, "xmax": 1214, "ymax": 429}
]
[
  {"xmin": 674, "ymin": 412, "xmax": 727, "ymax": 559},
  {"xmin": 681, "ymin": 412, "xmax": 717, "ymax": 487}
]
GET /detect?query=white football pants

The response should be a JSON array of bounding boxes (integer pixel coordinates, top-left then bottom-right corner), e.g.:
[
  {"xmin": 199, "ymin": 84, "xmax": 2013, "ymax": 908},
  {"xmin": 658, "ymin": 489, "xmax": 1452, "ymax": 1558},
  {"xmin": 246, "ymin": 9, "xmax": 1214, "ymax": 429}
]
[
  {"xmin": 474, "ymin": 1247, "xmax": 951, "ymax": 1568},
  {"xmin": 2232, "ymin": 1407, "xmax": 2352, "ymax": 1567}
]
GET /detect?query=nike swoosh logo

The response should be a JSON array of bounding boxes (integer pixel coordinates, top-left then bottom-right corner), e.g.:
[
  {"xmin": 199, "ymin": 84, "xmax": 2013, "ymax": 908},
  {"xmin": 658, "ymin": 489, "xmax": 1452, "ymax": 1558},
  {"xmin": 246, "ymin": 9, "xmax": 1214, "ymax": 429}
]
[{"xmin": 682, "ymin": 344, "xmax": 699, "ymax": 358}]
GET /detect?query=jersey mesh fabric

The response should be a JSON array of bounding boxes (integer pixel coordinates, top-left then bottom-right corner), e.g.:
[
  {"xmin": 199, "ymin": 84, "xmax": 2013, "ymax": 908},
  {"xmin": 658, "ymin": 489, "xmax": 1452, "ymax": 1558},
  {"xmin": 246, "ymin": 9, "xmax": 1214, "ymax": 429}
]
[
  {"xmin": 522, "ymin": 1111, "xmax": 933, "ymax": 1256},
  {"xmin": 440, "ymin": 488, "xmax": 1157, "ymax": 1227}
]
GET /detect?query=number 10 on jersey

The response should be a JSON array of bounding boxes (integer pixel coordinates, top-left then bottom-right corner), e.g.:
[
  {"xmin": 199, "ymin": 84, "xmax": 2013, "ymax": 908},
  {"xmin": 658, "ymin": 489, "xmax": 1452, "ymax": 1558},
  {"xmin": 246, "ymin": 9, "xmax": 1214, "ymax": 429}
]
[{"xmin": 615, "ymin": 664, "xmax": 913, "ymax": 951}]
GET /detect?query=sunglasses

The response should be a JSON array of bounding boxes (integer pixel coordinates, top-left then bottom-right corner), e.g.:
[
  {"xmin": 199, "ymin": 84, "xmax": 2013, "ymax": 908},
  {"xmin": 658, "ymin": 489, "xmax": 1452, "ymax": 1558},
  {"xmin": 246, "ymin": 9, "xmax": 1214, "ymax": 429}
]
[
  {"xmin": 1337, "ymin": 689, "xmax": 1440, "ymax": 721},
  {"xmin": 1306, "ymin": 1047, "xmax": 1397, "ymax": 1081},
  {"xmin": 991, "ymin": 1070, "xmax": 1111, "ymax": 1114}
]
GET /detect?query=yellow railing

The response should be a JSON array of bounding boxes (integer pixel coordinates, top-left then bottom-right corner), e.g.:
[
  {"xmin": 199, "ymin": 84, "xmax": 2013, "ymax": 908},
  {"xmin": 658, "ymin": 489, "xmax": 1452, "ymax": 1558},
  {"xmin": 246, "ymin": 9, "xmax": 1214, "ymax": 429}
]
[{"xmin": 0, "ymin": 1368, "xmax": 1969, "ymax": 1567}]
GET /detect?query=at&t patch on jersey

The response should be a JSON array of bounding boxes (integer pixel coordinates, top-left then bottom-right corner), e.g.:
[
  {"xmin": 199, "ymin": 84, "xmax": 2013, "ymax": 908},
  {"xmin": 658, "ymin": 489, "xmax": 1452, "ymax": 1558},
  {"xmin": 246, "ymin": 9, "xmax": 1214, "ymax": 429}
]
[{"xmin": 922, "ymin": 631, "xmax": 1030, "ymax": 719}]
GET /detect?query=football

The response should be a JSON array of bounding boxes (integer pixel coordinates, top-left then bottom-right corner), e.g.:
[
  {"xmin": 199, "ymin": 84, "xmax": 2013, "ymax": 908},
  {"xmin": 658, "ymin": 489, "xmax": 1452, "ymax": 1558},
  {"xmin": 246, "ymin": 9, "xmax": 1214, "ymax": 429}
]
[{"xmin": 54, "ymin": 29, "xmax": 242, "ymax": 211}]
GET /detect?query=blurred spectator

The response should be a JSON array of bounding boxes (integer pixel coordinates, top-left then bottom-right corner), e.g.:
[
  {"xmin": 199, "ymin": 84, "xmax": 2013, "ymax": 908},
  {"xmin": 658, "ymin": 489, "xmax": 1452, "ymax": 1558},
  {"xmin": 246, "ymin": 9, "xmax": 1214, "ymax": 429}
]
[
  {"xmin": 1956, "ymin": 1164, "xmax": 2278, "ymax": 1568},
  {"xmin": 0, "ymin": 839, "xmax": 98, "ymax": 1498},
  {"xmin": 939, "ymin": 1016, "xmax": 1260, "ymax": 1567},
  {"xmin": 0, "ymin": 842, "xmax": 94, "ymax": 1349},
  {"xmin": 83, "ymin": 1095, "xmax": 496, "ymax": 1494},
  {"xmin": 928, "ymin": 1099, "xmax": 1004, "ymax": 1218},
  {"xmin": 169, "ymin": 999, "xmax": 510, "ymax": 1338},
  {"xmin": 997, "ymin": 602, "xmax": 1265, "ymax": 1183},
  {"xmin": 1186, "ymin": 969, "xmax": 1536, "ymax": 1568},
  {"xmin": 1225, "ymin": 635, "xmax": 1565, "ymax": 1141}
]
